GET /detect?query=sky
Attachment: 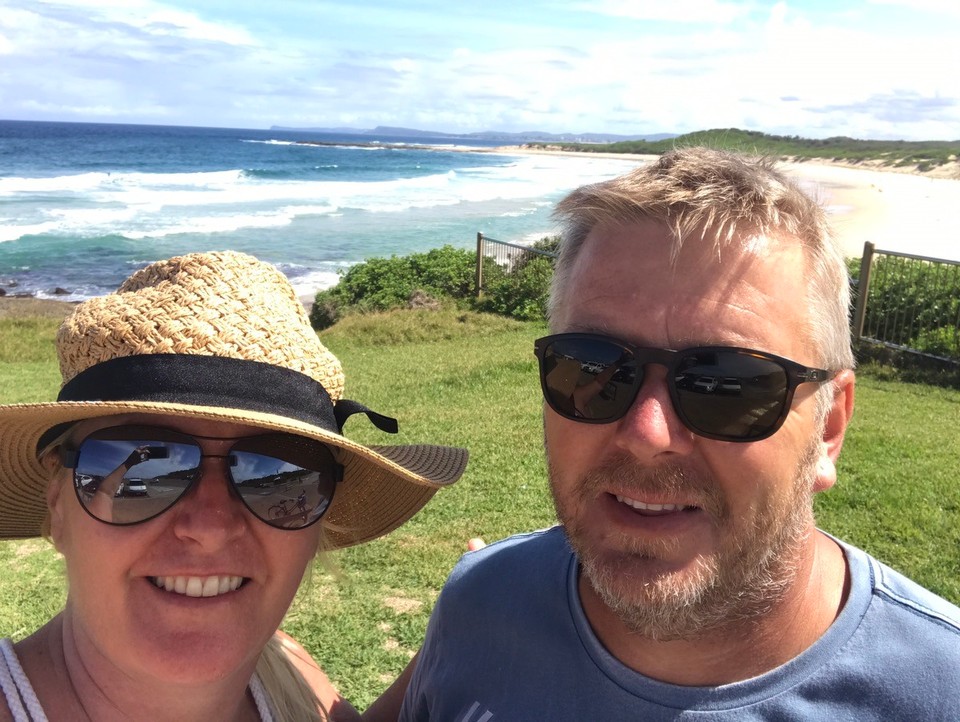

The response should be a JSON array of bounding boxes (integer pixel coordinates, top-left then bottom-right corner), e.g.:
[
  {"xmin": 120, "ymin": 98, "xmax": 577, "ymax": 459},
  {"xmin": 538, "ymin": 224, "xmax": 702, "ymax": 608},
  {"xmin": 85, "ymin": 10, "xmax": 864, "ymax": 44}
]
[{"xmin": 1, "ymin": 0, "xmax": 958, "ymax": 140}]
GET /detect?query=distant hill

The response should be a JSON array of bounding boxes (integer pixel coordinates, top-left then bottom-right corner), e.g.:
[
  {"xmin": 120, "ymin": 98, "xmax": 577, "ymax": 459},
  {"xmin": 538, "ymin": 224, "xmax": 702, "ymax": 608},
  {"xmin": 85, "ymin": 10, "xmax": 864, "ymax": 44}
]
[
  {"xmin": 527, "ymin": 127, "xmax": 960, "ymax": 174},
  {"xmin": 268, "ymin": 124, "xmax": 675, "ymax": 144}
]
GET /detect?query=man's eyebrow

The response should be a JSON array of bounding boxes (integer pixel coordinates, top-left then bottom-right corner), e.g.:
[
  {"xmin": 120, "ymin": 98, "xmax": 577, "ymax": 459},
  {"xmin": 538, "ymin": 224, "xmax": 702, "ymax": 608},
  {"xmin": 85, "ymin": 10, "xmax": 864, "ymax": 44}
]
[{"xmin": 562, "ymin": 321, "xmax": 618, "ymax": 336}]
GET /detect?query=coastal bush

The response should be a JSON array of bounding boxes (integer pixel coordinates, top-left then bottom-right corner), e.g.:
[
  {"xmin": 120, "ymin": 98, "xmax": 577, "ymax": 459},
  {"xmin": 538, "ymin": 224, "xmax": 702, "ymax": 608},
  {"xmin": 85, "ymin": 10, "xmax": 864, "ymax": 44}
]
[
  {"xmin": 309, "ymin": 246, "xmax": 477, "ymax": 329},
  {"xmin": 478, "ymin": 255, "xmax": 554, "ymax": 321},
  {"xmin": 311, "ymin": 239, "xmax": 560, "ymax": 328}
]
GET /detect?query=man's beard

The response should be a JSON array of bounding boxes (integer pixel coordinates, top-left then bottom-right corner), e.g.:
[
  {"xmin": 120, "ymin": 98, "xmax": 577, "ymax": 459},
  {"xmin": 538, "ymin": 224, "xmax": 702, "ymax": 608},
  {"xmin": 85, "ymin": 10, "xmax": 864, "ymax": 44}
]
[{"xmin": 550, "ymin": 443, "xmax": 818, "ymax": 641}]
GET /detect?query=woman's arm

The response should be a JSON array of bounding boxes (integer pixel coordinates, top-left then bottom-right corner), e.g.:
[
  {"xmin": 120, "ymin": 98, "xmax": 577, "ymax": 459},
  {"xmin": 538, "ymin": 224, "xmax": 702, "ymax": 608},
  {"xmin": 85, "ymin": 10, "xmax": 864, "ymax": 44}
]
[{"xmin": 275, "ymin": 630, "xmax": 362, "ymax": 722}]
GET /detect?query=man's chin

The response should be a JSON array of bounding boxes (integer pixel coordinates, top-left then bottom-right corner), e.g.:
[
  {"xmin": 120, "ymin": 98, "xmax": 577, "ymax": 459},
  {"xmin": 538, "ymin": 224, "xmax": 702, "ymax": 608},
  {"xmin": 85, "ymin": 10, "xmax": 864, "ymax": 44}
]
[{"xmin": 579, "ymin": 550, "xmax": 727, "ymax": 640}]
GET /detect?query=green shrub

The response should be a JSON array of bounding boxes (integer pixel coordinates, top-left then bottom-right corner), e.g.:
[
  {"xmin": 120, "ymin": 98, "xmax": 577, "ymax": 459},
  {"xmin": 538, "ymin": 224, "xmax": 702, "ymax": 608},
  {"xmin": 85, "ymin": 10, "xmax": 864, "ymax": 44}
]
[
  {"xmin": 912, "ymin": 326, "xmax": 960, "ymax": 359},
  {"xmin": 479, "ymin": 255, "xmax": 555, "ymax": 322},
  {"xmin": 309, "ymin": 288, "xmax": 342, "ymax": 330},
  {"xmin": 310, "ymin": 246, "xmax": 479, "ymax": 329},
  {"xmin": 310, "ymin": 240, "xmax": 561, "ymax": 328},
  {"xmin": 336, "ymin": 255, "xmax": 420, "ymax": 311},
  {"xmin": 412, "ymin": 245, "xmax": 478, "ymax": 299}
]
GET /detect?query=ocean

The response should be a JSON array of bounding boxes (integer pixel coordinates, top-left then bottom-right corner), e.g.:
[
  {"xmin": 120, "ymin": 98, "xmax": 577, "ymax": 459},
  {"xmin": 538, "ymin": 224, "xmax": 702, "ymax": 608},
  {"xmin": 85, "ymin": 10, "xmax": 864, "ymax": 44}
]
[{"xmin": 0, "ymin": 120, "xmax": 647, "ymax": 301}]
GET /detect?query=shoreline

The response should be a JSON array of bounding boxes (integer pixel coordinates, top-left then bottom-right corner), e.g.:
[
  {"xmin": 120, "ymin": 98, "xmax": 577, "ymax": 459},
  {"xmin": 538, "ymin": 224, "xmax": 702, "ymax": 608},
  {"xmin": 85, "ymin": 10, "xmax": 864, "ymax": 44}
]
[{"xmin": 2, "ymin": 149, "xmax": 956, "ymax": 312}]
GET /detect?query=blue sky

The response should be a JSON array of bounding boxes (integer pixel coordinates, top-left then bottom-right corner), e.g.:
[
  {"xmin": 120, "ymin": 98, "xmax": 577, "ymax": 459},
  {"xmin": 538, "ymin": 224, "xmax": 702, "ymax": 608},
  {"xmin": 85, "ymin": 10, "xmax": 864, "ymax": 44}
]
[{"xmin": 1, "ymin": 0, "xmax": 957, "ymax": 140}]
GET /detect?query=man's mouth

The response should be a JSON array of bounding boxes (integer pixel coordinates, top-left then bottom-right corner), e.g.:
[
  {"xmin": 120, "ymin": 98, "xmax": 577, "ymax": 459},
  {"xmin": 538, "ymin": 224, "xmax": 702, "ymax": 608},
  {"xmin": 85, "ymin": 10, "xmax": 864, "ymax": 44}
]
[
  {"xmin": 151, "ymin": 575, "xmax": 246, "ymax": 598},
  {"xmin": 614, "ymin": 494, "xmax": 697, "ymax": 516}
]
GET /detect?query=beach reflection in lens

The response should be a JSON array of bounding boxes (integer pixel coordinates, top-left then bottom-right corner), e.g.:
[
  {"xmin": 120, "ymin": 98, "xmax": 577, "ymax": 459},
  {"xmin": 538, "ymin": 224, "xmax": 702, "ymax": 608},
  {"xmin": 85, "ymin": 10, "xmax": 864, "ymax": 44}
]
[{"xmin": 230, "ymin": 435, "xmax": 336, "ymax": 529}]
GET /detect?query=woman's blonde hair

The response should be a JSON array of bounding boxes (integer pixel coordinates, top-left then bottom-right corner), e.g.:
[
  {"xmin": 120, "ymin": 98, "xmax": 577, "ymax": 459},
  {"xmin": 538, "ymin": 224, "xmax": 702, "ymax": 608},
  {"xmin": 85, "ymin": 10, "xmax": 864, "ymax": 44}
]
[{"xmin": 255, "ymin": 635, "xmax": 330, "ymax": 722}]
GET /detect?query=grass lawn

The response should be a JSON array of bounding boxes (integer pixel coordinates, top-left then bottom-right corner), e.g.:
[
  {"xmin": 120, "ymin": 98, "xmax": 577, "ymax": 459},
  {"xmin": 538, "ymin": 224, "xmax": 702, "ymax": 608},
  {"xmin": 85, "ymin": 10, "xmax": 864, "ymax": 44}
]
[{"xmin": 0, "ymin": 308, "xmax": 957, "ymax": 708}]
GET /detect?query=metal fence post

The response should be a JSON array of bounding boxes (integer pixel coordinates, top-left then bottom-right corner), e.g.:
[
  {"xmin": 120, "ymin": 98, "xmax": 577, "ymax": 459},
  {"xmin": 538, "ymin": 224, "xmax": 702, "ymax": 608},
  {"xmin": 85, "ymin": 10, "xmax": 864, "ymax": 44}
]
[
  {"xmin": 475, "ymin": 232, "xmax": 484, "ymax": 297},
  {"xmin": 852, "ymin": 241, "xmax": 875, "ymax": 340}
]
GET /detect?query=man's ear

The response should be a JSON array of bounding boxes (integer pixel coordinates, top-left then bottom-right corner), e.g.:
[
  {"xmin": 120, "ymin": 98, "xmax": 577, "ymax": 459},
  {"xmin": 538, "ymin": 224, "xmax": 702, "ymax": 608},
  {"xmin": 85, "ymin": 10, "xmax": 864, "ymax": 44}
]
[{"xmin": 813, "ymin": 370, "xmax": 856, "ymax": 493}]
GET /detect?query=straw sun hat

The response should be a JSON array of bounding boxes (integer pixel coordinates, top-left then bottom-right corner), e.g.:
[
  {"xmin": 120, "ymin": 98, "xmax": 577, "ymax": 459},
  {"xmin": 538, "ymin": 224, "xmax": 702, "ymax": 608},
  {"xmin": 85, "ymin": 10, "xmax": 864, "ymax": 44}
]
[{"xmin": 0, "ymin": 251, "xmax": 467, "ymax": 546}]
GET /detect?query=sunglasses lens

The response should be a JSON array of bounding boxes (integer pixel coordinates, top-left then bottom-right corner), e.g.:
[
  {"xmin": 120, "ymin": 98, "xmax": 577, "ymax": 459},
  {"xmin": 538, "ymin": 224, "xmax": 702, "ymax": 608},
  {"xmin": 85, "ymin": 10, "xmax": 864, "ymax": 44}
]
[
  {"xmin": 537, "ymin": 336, "xmax": 795, "ymax": 441},
  {"xmin": 230, "ymin": 434, "xmax": 338, "ymax": 530},
  {"xmin": 70, "ymin": 427, "xmax": 338, "ymax": 529},
  {"xmin": 73, "ymin": 430, "xmax": 201, "ymax": 525},
  {"xmin": 539, "ymin": 336, "xmax": 639, "ymax": 422},
  {"xmin": 673, "ymin": 350, "xmax": 789, "ymax": 440}
]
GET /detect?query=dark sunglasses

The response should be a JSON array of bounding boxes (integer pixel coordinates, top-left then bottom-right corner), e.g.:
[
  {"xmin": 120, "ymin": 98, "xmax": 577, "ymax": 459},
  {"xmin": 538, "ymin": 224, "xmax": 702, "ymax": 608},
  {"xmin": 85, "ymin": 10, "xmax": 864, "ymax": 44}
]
[
  {"xmin": 59, "ymin": 425, "xmax": 342, "ymax": 530},
  {"xmin": 534, "ymin": 333, "xmax": 836, "ymax": 442}
]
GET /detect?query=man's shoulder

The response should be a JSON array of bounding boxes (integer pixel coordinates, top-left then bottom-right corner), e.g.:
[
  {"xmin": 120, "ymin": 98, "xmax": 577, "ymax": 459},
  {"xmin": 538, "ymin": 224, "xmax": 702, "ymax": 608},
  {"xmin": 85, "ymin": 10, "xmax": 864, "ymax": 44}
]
[
  {"xmin": 840, "ymin": 537, "xmax": 960, "ymax": 638},
  {"xmin": 868, "ymin": 553, "xmax": 960, "ymax": 634},
  {"xmin": 451, "ymin": 526, "xmax": 570, "ymax": 577},
  {"xmin": 438, "ymin": 526, "xmax": 572, "ymax": 605}
]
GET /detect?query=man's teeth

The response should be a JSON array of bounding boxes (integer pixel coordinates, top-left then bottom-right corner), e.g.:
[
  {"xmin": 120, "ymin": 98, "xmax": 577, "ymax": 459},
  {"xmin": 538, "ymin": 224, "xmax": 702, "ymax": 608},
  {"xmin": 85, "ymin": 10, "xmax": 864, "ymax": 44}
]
[
  {"xmin": 152, "ymin": 575, "xmax": 244, "ymax": 598},
  {"xmin": 615, "ymin": 495, "xmax": 685, "ymax": 512}
]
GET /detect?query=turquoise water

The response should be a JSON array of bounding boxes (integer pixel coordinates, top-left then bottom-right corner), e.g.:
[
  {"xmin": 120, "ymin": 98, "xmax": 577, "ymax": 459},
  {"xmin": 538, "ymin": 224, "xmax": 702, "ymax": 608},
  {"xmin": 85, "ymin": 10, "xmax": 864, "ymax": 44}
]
[{"xmin": 0, "ymin": 120, "xmax": 645, "ymax": 299}]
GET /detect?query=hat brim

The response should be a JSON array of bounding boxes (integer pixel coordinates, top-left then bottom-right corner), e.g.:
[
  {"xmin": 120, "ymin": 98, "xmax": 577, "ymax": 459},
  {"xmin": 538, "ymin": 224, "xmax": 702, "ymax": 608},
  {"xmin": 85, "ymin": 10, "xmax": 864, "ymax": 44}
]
[{"xmin": 0, "ymin": 401, "xmax": 467, "ymax": 548}]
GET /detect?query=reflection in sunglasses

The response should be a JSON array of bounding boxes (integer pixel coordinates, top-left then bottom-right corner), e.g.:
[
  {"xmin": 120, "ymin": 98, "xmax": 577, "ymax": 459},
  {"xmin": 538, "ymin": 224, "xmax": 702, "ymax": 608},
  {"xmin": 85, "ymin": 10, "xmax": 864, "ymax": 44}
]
[
  {"xmin": 63, "ymin": 426, "xmax": 339, "ymax": 529},
  {"xmin": 535, "ymin": 333, "xmax": 833, "ymax": 441}
]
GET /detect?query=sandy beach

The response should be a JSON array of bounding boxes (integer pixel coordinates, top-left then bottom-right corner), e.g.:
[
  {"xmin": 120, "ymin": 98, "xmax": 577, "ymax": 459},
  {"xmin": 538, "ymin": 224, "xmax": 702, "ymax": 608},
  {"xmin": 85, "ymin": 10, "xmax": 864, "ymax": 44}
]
[
  {"xmin": 494, "ymin": 146, "xmax": 960, "ymax": 262},
  {"xmin": 783, "ymin": 160, "xmax": 959, "ymax": 261}
]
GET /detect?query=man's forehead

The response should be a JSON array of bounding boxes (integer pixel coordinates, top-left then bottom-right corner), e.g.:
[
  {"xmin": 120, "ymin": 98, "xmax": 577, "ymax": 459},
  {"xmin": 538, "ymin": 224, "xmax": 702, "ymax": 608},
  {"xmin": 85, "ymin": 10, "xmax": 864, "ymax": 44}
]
[
  {"xmin": 579, "ymin": 219, "xmax": 799, "ymax": 269},
  {"xmin": 556, "ymin": 221, "xmax": 810, "ymax": 352}
]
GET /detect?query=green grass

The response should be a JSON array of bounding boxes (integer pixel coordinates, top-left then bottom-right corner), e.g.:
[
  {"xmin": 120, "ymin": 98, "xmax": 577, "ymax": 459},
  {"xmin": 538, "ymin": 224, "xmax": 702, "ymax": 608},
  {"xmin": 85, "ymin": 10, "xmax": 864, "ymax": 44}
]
[{"xmin": 1, "ymin": 310, "xmax": 958, "ymax": 708}]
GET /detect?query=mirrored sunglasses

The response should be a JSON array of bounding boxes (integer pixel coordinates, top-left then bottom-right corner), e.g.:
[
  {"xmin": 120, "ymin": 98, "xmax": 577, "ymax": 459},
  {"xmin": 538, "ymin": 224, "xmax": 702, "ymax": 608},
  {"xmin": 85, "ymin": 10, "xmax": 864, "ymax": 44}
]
[
  {"xmin": 534, "ymin": 333, "xmax": 835, "ymax": 442},
  {"xmin": 59, "ymin": 425, "xmax": 341, "ymax": 529}
]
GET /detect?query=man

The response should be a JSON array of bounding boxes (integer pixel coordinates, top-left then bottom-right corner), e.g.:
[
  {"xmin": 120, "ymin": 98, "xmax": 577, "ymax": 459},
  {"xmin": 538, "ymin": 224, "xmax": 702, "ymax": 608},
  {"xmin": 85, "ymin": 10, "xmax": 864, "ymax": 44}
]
[{"xmin": 396, "ymin": 148, "xmax": 960, "ymax": 720}]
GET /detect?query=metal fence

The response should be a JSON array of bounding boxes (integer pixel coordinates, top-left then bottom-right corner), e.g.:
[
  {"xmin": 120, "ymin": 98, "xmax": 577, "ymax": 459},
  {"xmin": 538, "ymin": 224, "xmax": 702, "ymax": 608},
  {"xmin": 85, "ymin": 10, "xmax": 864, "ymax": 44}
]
[
  {"xmin": 475, "ymin": 232, "xmax": 558, "ymax": 296},
  {"xmin": 852, "ymin": 242, "xmax": 960, "ymax": 362}
]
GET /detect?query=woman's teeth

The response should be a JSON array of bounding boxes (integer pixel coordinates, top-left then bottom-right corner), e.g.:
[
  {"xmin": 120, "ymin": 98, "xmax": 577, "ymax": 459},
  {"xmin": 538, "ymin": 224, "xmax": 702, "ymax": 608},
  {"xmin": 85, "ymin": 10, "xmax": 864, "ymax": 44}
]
[{"xmin": 152, "ymin": 575, "xmax": 244, "ymax": 597}]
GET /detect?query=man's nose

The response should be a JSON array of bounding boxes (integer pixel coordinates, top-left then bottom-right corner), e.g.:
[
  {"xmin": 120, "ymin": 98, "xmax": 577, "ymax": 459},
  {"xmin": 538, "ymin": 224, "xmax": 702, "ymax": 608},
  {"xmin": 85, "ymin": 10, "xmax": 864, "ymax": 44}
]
[{"xmin": 612, "ymin": 365, "xmax": 696, "ymax": 460}]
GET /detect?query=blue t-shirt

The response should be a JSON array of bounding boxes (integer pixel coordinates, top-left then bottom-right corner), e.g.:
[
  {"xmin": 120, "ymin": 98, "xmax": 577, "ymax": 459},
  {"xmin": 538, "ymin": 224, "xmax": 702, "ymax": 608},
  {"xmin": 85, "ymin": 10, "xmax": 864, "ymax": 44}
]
[{"xmin": 401, "ymin": 526, "xmax": 960, "ymax": 721}]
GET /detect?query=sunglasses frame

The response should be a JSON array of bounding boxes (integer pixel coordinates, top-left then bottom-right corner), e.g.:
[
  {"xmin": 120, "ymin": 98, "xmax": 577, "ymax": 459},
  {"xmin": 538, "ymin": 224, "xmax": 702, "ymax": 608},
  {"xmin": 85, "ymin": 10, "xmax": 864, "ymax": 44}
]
[
  {"xmin": 534, "ymin": 333, "xmax": 835, "ymax": 442},
  {"xmin": 59, "ymin": 424, "xmax": 342, "ymax": 530}
]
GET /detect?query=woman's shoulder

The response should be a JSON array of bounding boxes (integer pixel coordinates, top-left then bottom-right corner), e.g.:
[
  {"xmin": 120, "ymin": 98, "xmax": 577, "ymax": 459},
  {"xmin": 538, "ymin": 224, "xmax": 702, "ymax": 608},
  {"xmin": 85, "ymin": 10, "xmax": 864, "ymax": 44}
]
[{"xmin": 273, "ymin": 631, "xmax": 361, "ymax": 722}]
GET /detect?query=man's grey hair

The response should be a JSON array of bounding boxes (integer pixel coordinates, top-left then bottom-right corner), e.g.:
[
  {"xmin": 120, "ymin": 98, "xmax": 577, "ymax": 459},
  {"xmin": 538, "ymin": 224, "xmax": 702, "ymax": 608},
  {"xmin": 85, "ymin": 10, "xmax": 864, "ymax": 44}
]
[{"xmin": 550, "ymin": 147, "xmax": 856, "ymax": 380}]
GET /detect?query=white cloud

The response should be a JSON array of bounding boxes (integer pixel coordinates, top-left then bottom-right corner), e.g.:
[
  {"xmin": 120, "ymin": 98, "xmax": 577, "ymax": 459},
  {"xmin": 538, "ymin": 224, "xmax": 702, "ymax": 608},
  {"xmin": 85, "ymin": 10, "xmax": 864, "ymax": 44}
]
[
  {"xmin": 570, "ymin": 0, "xmax": 749, "ymax": 24},
  {"xmin": 867, "ymin": 0, "xmax": 960, "ymax": 16},
  {"xmin": 138, "ymin": 10, "xmax": 255, "ymax": 46},
  {"xmin": 1, "ymin": 0, "xmax": 958, "ymax": 139}
]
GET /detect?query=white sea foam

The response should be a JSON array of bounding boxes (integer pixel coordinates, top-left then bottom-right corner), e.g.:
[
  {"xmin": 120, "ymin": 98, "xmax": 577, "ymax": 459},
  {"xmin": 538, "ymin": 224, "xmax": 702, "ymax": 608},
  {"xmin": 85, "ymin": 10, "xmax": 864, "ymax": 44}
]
[
  {"xmin": 0, "ymin": 151, "xmax": 645, "ymax": 252},
  {"xmin": 290, "ymin": 269, "xmax": 344, "ymax": 295},
  {"xmin": 242, "ymin": 139, "xmax": 299, "ymax": 146}
]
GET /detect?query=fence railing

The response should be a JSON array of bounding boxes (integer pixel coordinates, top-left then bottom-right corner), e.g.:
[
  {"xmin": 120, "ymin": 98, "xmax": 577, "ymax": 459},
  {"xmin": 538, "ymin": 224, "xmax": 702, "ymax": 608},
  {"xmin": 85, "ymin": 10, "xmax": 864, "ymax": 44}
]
[
  {"xmin": 852, "ymin": 241, "xmax": 960, "ymax": 363},
  {"xmin": 475, "ymin": 232, "xmax": 558, "ymax": 296}
]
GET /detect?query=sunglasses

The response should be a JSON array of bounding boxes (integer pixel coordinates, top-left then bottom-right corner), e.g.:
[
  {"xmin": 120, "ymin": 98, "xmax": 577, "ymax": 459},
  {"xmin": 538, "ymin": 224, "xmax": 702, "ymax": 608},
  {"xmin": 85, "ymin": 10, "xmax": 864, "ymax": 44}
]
[
  {"xmin": 534, "ymin": 333, "xmax": 835, "ymax": 442},
  {"xmin": 59, "ymin": 425, "xmax": 341, "ymax": 530}
]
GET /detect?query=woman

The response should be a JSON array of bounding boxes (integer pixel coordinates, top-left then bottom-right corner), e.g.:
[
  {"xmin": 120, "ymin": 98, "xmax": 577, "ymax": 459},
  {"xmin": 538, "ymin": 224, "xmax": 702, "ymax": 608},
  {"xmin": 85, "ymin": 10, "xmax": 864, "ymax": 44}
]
[{"xmin": 0, "ymin": 251, "xmax": 467, "ymax": 721}]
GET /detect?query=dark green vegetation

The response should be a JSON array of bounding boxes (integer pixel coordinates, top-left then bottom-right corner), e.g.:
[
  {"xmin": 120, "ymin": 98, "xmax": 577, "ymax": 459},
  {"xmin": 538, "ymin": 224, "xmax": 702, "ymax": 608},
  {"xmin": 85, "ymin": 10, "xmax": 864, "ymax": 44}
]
[
  {"xmin": 310, "ymin": 239, "xmax": 559, "ymax": 329},
  {"xmin": 1, "ymin": 310, "xmax": 958, "ymax": 709},
  {"xmin": 528, "ymin": 128, "xmax": 960, "ymax": 171}
]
